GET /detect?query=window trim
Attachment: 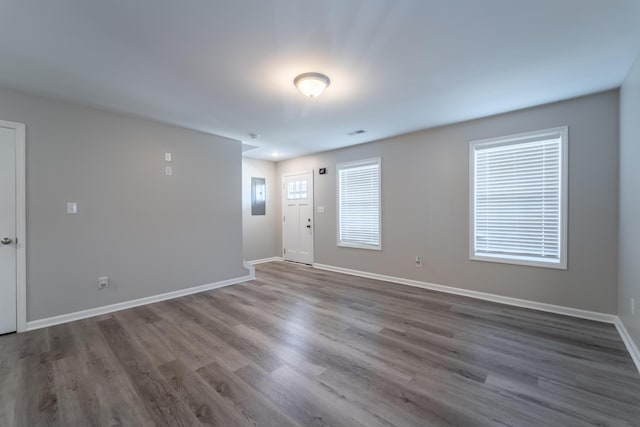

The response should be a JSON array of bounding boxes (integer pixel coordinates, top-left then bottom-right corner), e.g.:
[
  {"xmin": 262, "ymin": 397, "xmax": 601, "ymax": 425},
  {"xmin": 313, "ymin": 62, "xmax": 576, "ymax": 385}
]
[
  {"xmin": 336, "ymin": 157, "xmax": 382, "ymax": 251},
  {"xmin": 469, "ymin": 127, "xmax": 568, "ymax": 270}
]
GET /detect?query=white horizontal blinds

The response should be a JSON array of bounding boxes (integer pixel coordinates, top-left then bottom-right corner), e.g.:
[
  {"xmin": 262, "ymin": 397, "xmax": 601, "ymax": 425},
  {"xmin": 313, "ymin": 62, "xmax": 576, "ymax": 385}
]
[
  {"xmin": 339, "ymin": 160, "xmax": 380, "ymax": 247},
  {"xmin": 474, "ymin": 135, "xmax": 562, "ymax": 262}
]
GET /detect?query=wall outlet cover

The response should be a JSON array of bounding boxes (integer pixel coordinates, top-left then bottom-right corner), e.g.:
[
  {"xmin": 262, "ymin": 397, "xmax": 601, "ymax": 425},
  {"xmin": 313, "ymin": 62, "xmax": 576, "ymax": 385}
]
[{"xmin": 66, "ymin": 202, "xmax": 78, "ymax": 214}]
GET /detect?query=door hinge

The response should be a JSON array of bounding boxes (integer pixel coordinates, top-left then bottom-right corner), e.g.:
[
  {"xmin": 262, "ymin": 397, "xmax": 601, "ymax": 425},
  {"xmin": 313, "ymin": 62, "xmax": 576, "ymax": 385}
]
[
  {"xmin": 283, "ymin": 215, "xmax": 285, "ymax": 222},
  {"xmin": 283, "ymin": 248, "xmax": 286, "ymax": 254}
]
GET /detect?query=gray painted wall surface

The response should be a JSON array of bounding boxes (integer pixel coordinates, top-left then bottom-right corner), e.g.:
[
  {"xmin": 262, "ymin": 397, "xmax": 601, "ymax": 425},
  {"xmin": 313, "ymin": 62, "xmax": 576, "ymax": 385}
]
[
  {"xmin": 278, "ymin": 91, "xmax": 619, "ymax": 313},
  {"xmin": 0, "ymin": 87, "xmax": 246, "ymax": 321},
  {"xmin": 242, "ymin": 158, "xmax": 280, "ymax": 261},
  {"xmin": 619, "ymin": 56, "xmax": 640, "ymax": 346}
]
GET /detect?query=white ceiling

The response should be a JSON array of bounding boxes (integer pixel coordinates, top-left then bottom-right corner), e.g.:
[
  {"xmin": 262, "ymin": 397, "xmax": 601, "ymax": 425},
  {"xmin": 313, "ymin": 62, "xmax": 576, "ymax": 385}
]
[{"xmin": 1, "ymin": 1, "xmax": 639, "ymax": 160}]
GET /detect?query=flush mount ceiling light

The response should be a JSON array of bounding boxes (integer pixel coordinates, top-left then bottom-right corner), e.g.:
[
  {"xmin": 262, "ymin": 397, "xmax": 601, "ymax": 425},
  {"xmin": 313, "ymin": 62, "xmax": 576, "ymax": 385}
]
[{"xmin": 293, "ymin": 72, "xmax": 330, "ymax": 98}]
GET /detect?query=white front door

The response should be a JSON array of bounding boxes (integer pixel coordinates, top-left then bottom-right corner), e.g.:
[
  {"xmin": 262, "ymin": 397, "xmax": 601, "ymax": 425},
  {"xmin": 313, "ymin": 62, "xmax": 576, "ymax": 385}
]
[
  {"xmin": 282, "ymin": 172, "xmax": 314, "ymax": 265},
  {"xmin": 0, "ymin": 124, "xmax": 18, "ymax": 334}
]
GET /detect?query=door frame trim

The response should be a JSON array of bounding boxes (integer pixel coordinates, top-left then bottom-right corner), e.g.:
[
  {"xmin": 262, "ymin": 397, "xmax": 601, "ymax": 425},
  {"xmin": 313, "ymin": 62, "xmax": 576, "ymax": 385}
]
[
  {"xmin": 1, "ymin": 120, "xmax": 26, "ymax": 332},
  {"xmin": 281, "ymin": 170, "xmax": 314, "ymax": 264}
]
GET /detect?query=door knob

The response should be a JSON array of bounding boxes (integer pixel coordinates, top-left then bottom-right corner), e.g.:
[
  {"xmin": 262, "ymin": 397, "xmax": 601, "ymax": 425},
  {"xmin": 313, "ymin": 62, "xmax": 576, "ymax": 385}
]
[{"xmin": 1, "ymin": 237, "xmax": 13, "ymax": 245}]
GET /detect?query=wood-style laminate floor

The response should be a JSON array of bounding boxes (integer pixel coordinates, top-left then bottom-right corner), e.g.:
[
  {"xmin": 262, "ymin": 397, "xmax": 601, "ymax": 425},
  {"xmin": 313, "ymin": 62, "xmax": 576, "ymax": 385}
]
[{"xmin": 1, "ymin": 261, "xmax": 639, "ymax": 426}]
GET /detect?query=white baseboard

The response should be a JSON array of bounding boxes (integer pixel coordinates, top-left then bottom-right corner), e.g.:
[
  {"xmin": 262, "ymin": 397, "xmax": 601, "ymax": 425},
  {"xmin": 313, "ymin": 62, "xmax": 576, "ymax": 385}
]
[
  {"xmin": 26, "ymin": 273, "xmax": 254, "ymax": 331},
  {"xmin": 614, "ymin": 317, "xmax": 640, "ymax": 374},
  {"xmin": 312, "ymin": 263, "xmax": 616, "ymax": 323},
  {"xmin": 243, "ymin": 260, "xmax": 256, "ymax": 280},
  {"xmin": 248, "ymin": 257, "xmax": 283, "ymax": 265}
]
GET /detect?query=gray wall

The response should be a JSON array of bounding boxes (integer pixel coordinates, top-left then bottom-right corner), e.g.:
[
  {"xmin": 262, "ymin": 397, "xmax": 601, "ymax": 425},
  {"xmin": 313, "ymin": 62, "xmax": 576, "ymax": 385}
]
[
  {"xmin": 0, "ymin": 87, "xmax": 246, "ymax": 321},
  {"xmin": 278, "ymin": 91, "xmax": 619, "ymax": 313},
  {"xmin": 619, "ymin": 56, "xmax": 640, "ymax": 346},
  {"xmin": 242, "ymin": 158, "xmax": 280, "ymax": 261}
]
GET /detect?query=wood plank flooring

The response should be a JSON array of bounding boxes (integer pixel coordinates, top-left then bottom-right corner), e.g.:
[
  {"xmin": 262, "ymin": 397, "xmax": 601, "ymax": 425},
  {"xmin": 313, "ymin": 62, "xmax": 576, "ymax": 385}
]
[{"xmin": 1, "ymin": 261, "xmax": 639, "ymax": 426}]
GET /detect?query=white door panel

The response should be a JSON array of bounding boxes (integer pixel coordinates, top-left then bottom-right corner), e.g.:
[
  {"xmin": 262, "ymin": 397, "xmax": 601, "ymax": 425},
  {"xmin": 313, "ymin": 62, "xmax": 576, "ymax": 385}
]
[
  {"xmin": 282, "ymin": 172, "xmax": 314, "ymax": 265},
  {"xmin": 284, "ymin": 203, "xmax": 300, "ymax": 257},
  {"xmin": 0, "ymin": 126, "xmax": 17, "ymax": 334},
  {"xmin": 298, "ymin": 203, "xmax": 313, "ymax": 258}
]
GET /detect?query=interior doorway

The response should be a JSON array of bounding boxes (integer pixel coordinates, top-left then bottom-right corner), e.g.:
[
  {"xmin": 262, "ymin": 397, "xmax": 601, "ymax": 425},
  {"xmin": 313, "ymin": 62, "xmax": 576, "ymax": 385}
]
[{"xmin": 0, "ymin": 120, "xmax": 26, "ymax": 334}]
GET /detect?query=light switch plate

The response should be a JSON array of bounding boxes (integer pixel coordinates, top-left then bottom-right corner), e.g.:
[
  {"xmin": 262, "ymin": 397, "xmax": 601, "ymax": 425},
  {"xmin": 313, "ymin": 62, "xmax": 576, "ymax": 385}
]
[
  {"xmin": 67, "ymin": 202, "xmax": 78, "ymax": 214},
  {"xmin": 164, "ymin": 152, "xmax": 172, "ymax": 162},
  {"xmin": 165, "ymin": 166, "xmax": 173, "ymax": 176},
  {"xmin": 317, "ymin": 206, "xmax": 325, "ymax": 213}
]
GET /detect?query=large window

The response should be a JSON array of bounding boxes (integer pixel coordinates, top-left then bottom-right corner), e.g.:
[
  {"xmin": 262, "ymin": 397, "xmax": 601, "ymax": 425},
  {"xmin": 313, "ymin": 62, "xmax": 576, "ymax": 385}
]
[
  {"xmin": 470, "ymin": 127, "xmax": 568, "ymax": 269},
  {"xmin": 337, "ymin": 158, "xmax": 381, "ymax": 250}
]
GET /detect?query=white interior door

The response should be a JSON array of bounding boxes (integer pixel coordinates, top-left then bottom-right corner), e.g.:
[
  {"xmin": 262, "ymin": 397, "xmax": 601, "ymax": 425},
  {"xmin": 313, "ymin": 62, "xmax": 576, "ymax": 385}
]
[
  {"xmin": 282, "ymin": 172, "xmax": 314, "ymax": 265},
  {"xmin": 0, "ymin": 125, "xmax": 17, "ymax": 334}
]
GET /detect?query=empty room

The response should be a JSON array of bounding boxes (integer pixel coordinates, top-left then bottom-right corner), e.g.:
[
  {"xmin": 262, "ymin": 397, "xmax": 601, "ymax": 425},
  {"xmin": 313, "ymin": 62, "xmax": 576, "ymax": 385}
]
[{"xmin": 1, "ymin": 1, "xmax": 640, "ymax": 426}]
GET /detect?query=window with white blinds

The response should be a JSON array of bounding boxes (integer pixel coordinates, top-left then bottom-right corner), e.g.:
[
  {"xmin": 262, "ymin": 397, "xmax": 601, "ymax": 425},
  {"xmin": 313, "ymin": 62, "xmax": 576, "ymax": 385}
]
[
  {"xmin": 337, "ymin": 158, "xmax": 381, "ymax": 250},
  {"xmin": 470, "ymin": 127, "xmax": 568, "ymax": 269}
]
